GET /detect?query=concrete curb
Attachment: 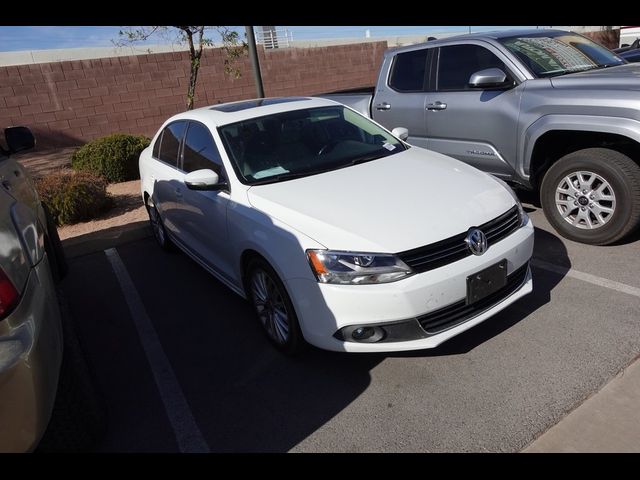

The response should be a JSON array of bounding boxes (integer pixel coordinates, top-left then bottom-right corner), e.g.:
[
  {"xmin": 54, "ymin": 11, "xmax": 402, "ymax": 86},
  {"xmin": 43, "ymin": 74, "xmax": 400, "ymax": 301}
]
[
  {"xmin": 524, "ymin": 355, "xmax": 640, "ymax": 452},
  {"xmin": 62, "ymin": 221, "xmax": 152, "ymax": 259}
]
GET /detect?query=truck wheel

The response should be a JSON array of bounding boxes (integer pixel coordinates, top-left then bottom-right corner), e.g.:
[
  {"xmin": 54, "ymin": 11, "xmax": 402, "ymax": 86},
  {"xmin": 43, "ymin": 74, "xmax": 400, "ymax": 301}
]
[{"xmin": 540, "ymin": 148, "xmax": 640, "ymax": 245}]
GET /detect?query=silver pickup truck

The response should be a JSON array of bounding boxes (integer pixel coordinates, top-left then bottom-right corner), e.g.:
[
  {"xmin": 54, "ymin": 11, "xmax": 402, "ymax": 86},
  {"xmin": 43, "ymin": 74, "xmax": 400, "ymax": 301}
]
[{"xmin": 322, "ymin": 29, "xmax": 640, "ymax": 245}]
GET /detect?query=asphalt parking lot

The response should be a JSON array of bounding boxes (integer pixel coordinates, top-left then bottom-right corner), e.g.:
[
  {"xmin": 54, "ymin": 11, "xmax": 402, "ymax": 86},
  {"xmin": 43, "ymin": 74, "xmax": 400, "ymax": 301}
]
[{"xmin": 62, "ymin": 196, "xmax": 640, "ymax": 452}]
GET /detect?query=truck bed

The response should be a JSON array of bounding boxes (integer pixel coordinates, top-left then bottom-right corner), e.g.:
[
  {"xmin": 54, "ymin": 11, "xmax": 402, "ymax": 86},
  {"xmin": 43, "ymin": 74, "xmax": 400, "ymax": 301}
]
[{"xmin": 317, "ymin": 87, "xmax": 374, "ymax": 118}]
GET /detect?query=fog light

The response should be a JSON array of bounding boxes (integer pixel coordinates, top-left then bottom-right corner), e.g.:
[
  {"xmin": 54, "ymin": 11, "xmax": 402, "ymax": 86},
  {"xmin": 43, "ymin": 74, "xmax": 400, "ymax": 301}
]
[
  {"xmin": 334, "ymin": 325, "xmax": 386, "ymax": 343},
  {"xmin": 352, "ymin": 327, "xmax": 375, "ymax": 341}
]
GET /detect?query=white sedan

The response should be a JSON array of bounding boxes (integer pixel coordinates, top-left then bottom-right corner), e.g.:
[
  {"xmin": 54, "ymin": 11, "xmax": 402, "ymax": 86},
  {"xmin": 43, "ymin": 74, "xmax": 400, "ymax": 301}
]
[{"xmin": 139, "ymin": 97, "xmax": 534, "ymax": 353}]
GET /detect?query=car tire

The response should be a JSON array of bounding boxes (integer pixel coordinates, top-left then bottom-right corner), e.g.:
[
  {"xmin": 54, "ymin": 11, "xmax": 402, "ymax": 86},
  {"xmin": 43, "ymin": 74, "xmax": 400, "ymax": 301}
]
[
  {"xmin": 42, "ymin": 203, "xmax": 68, "ymax": 282},
  {"xmin": 540, "ymin": 148, "xmax": 640, "ymax": 245},
  {"xmin": 37, "ymin": 288, "xmax": 107, "ymax": 452},
  {"xmin": 146, "ymin": 198, "xmax": 175, "ymax": 252},
  {"xmin": 246, "ymin": 257, "xmax": 306, "ymax": 355}
]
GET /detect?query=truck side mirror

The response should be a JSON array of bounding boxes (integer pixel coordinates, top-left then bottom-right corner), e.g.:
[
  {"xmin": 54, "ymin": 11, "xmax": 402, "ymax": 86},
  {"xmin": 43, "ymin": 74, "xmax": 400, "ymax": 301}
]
[
  {"xmin": 5, "ymin": 126, "xmax": 35, "ymax": 154},
  {"xmin": 468, "ymin": 68, "xmax": 509, "ymax": 89}
]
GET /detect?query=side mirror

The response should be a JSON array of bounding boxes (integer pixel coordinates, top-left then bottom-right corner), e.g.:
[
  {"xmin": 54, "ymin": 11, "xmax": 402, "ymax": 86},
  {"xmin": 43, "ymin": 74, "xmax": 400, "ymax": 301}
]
[
  {"xmin": 391, "ymin": 127, "xmax": 409, "ymax": 141},
  {"xmin": 5, "ymin": 126, "xmax": 35, "ymax": 154},
  {"xmin": 468, "ymin": 68, "xmax": 509, "ymax": 89},
  {"xmin": 184, "ymin": 169, "xmax": 226, "ymax": 191}
]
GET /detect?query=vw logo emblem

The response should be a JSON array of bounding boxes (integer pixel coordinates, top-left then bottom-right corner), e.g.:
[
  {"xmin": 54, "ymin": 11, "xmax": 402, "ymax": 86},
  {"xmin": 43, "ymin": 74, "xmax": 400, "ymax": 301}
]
[{"xmin": 466, "ymin": 228, "xmax": 487, "ymax": 256}]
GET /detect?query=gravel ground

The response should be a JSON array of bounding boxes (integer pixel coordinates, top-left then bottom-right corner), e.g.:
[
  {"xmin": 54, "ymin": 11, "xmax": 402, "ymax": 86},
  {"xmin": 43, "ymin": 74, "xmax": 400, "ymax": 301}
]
[{"xmin": 58, "ymin": 180, "xmax": 147, "ymax": 241}]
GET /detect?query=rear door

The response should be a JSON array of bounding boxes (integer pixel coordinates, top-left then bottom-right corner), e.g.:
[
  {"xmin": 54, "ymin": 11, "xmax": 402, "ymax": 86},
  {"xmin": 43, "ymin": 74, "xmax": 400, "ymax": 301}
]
[
  {"xmin": 0, "ymin": 151, "xmax": 30, "ymax": 294},
  {"xmin": 150, "ymin": 121, "xmax": 187, "ymax": 236},
  {"xmin": 424, "ymin": 42, "xmax": 523, "ymax": 178},
  {"xmin": 0, "ymin": 151, "xmax": 40, "ymax": 215},
  {"xmin": 371, "ymin": 47, "xmax": 433, "ymax": 148}
]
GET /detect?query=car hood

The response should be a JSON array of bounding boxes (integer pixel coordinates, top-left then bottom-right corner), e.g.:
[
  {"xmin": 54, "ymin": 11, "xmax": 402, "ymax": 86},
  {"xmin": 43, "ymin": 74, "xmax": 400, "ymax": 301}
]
[
  {"xmin": 550, "ymin": 63, "xmax": 640, "ymax": 90},
  {"xmin": 247, "ymin": 148, "xmax": 515, "ymax": 253}
]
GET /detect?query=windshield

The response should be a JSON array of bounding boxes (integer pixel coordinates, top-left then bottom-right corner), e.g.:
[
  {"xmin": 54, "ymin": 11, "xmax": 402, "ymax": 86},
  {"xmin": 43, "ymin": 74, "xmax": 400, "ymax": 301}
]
[
  {"xmin": 218, "ymin": 105, "xmax": 407, "ymax": 185},
  {"xmin": 499, "ymin": 32, "xmax": 625, "ymax": 78}
]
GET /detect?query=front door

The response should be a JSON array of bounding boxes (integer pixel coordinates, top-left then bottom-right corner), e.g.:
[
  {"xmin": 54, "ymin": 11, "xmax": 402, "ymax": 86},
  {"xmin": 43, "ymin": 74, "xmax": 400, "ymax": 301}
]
[
  {"xmin": 425, "ymin": 43, "xmax": 523, "ymax": 178},
  {"xmin": 173, "ymin": 121, "xmax": 233, "ymax": 280}
]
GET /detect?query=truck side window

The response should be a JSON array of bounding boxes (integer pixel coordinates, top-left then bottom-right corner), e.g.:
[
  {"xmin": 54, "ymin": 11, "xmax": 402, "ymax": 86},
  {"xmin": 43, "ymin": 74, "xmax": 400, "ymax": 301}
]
[
  {"xmin": 437, "ymin": 44, "xmax": 510, "ymax": 91},
  {"xmin": 389, "ymin": 49, "xmax": 429, "ymax": 92}
]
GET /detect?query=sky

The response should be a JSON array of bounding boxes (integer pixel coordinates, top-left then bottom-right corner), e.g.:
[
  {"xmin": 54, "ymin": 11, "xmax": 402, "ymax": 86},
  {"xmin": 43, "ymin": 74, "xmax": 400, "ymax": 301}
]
[{"xmin": 0, "ymin": 26, "xmax": 543, "ymax": 52}]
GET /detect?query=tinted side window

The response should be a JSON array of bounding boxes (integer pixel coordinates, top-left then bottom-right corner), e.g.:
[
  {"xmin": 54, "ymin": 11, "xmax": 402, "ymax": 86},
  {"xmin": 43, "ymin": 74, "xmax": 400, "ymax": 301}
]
[
  {"xmin": 437, "ymin": 45, "xmax": 509, "ymax": 91},
  {"xmin": 389, "ymin": 49, "xmax": 429, "ymax": 92},
  {"xmin": 152, "ymin": 131, "xmax": 163, "ymax": 158},
  {"xmin": 182, "ymin": 122, "xmax": 224, "ymax": 175},
  {"xmin": 158, "ymin": 121, "xmax": 187, "ymax": 166}
]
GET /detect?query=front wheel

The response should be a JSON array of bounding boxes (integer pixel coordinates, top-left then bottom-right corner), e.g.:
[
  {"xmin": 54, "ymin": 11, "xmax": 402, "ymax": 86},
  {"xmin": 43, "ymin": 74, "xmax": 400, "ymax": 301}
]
[
  {"xmin": 246, "ymin": 258, "xmax": 305, "ymax": 355},
  {"xmin": 540, "ymin": 148, "xmax": 640, "ymax": 245}
]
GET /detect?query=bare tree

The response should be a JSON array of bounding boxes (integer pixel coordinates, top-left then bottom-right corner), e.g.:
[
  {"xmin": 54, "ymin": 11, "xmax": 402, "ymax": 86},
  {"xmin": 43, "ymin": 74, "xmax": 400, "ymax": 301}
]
[{"xmin": 116, "ymin": 26, "xmax": 247, "ymax": 110}]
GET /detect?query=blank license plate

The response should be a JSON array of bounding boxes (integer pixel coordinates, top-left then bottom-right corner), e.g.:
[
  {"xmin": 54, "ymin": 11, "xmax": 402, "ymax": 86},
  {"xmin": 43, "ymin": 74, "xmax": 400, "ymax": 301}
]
[{"xmin": 466, "ymin": 259, "xmax": 507, "ymax": 305}]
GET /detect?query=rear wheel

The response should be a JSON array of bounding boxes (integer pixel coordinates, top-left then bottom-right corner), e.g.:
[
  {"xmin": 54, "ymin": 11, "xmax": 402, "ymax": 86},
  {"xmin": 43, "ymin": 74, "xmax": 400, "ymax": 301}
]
[
  {"xmin": 42, "ymin": 203, "xmax": 68, "ymax": 282},
  {"xmin": 540, "ymin": 148, "xmax": 640, "ymax": 245},
  {"xmin": 146, "ymin": 198, "xmax": 174, "ymax": 252}
]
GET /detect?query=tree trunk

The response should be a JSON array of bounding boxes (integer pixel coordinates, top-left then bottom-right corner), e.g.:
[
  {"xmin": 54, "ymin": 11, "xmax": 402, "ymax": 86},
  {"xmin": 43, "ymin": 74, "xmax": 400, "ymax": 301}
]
[
  {"xmin": 183, "ymin": 27, "xmax": 204, "ymax": 111},
  {"xmin": 186, "ymin": 60, "xmax": 200, "ymax": 111}
]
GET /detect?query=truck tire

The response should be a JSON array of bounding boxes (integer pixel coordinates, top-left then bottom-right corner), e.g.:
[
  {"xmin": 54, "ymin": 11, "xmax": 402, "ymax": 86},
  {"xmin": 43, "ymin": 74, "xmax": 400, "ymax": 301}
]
[
  {"xmin": 37, "ymin": 288, "xmax": 107, "ymax": 452},
  {"xmin": 540, "ymin": 148, "xmax": 640, "ymax": 245}
]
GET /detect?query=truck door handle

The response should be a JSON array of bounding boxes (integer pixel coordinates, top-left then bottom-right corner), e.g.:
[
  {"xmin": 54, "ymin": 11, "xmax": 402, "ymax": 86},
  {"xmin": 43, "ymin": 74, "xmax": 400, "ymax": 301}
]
[
  {"xmin": 426, "ymin": 102, "xmax": 447, "ymax": 111},
  {"xmin": 375, "ymin": 102, "xmax": 391, "ymax": 111}
]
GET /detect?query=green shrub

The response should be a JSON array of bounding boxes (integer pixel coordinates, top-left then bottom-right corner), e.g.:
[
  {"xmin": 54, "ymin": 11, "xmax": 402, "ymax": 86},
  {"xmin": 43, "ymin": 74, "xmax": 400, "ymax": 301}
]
[
  {"xmin": 35, "ymin": 171, "xmax": 113, "ymax": 226},
  {"xmin": 71, "ymin": 133, "xmax": 150, "ymax": 183}
]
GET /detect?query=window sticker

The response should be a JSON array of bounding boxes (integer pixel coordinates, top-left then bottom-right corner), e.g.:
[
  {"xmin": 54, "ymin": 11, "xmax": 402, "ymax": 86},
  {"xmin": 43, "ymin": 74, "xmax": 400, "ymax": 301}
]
[
  {"xmin": 253, "ymin": 166, "xmax": 289, "ymax": 179},
  {"xmin": 383, "ymin": 143, "xmax": 397, "ymax": 151}
]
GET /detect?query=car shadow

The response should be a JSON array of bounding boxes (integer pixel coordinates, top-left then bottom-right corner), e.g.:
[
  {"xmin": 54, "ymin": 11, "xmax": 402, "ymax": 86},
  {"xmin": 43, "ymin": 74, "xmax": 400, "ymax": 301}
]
[
  {"xmin": 61, "ymin": 220, "xmax": 151, "ymax": 259},
  {"xmin": 65, "ymin": 181, "xmax": 569, "ymax": 452}
]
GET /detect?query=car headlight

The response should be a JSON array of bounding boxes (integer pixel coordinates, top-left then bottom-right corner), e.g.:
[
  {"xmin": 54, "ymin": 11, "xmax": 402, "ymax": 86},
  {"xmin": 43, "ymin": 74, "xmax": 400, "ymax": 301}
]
[
  {"xmin": 493, "ymin": 177, "xmax": 529, "ymax": 227},
  {"xmin": 306, "ymin": 250, "xmax": 413, "ymax": 285}
]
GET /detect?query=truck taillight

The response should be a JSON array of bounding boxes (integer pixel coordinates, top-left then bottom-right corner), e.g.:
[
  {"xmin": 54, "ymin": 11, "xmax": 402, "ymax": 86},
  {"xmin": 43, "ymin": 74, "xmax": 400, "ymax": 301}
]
[{"xmin": 0, "ymin": 267, "xmax": 19, "ymax": 319}]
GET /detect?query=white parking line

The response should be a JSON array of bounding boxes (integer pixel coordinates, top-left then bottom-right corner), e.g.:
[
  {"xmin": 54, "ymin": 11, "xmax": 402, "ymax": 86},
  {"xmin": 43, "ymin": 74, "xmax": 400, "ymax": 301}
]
[
  {"xmin": 532, "ymin": 258, "xmax": 640, "ymax": 299},
  {"xmin": 105, "ymin": 248, "xmax": 210, "ymax": 453}
]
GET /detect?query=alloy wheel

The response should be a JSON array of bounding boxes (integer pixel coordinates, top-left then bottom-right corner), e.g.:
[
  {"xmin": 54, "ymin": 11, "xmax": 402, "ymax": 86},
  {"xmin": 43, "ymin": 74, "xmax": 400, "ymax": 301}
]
[
  {"xmin": 555, "ymin": 170, "xmax": 616, "ymax": 230},
  {"xmin": 250, "ymin": 269, "xmax": 290, "ymax": 345}
]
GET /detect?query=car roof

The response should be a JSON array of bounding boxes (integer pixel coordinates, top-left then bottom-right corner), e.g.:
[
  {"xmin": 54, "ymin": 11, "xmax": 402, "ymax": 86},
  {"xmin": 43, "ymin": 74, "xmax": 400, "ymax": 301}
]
[
  {"xmin": 387, "ymin": 28, "xmax": 574, "ymax": 54},
  {"xmin": 166, "ymin": 96, "xmax": 341, "ymax": 127}
]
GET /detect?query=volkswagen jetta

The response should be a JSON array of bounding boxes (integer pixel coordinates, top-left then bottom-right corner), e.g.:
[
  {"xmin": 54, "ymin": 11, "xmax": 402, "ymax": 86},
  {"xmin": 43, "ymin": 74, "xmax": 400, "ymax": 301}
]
[{"xmin": 139, "ymin": 97, "xmax": 534, "ymax": 353}]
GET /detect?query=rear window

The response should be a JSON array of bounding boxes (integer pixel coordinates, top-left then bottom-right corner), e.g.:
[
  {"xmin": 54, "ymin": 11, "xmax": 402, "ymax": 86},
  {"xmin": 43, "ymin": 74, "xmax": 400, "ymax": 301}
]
[
  {"xmin": 157, "ymin": 121, "xmax": 187, "ymax": 167},
  {"xmin": 389, "ymin": 49, "xmax": 429, "ymax": 92}
]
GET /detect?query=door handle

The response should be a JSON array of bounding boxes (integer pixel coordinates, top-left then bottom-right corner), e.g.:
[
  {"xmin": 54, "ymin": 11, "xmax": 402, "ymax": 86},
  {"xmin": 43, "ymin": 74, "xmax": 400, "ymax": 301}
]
[
  {"xmin": 426, "ymin": 101, "xmax": 447, "ymax": 111},
  {"xmin": 175, "ymin": 188, "xmax": 183, "ymax": 199},
  {"xmin": 375, "ymin": 102, "xmax": 391, "ymax": 111},
  {"xmin": 1, "ymin": 180, "xmax": 11, "ymax": 191}
]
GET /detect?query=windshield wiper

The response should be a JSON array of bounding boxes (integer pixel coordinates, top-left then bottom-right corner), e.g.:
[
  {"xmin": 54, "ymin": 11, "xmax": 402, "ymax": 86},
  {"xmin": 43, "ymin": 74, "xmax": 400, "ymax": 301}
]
[
  {"xmin": 249, "ymin": 170, "xmax": 329, "ymax": 185},
  {"xmin": 348, "ymin": 153, "xmax": 387, "ymax": 166}
]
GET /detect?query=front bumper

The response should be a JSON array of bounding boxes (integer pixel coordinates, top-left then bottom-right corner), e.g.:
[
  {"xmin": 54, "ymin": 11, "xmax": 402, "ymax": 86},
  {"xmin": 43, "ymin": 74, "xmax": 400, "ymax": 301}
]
[
  {"xmin": 287, "ymin": 218, "xmax": 534, "ymax": 352},
  {"xmin": 0, "ymin": 254, "xmax": 63, "ymax": 452}
]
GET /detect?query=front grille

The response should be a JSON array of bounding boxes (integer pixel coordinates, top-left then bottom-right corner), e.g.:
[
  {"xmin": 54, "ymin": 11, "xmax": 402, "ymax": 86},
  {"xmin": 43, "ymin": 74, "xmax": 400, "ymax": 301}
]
[
  {"xmin": 397, "ymin": 206, "xmax": 521, "ymax": 273},
  {"xmin": 417, "ymin": 261, "xmax": 530, "ymax": 335}
]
